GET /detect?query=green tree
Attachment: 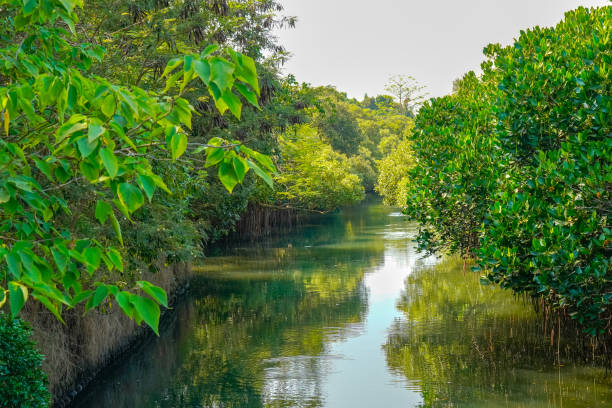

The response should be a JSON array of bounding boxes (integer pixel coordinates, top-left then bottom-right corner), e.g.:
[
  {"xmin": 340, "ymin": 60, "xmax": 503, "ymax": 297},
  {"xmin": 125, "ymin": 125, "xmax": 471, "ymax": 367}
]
[
  {"xmin": 384, "ymin": 74, "xmax": 427, "ymax": 116},
  {"xmin": 478, "ymin": 6, "xmax": 611, "ymax": 335},
  {"xmin": 275, "ymin": 125, "xmax": 364, "ymax": 211},
  {"xmin": 403, "ymin": 6, "xmax": 611, "ymax": 334},
  {"xmin": 376, "ymin": 136, "xmax": 413, "ymax": 208},
  {"xmin": 404, "ymin": 71, "xmax": 498, "ymax": 257},
  {"xmin": 0, "ymin": 0, "xmax": 273, "ymax": 334}
]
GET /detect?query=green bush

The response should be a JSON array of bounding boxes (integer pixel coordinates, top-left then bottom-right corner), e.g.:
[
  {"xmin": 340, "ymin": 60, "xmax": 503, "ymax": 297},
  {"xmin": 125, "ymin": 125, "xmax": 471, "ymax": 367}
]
[
  {"xmin": 0, "ymin": 314, "xmax": 50, "ymax": 408},
  {"xmin": 478, "ymin": 6, "xmax": 611, "ymax": 335},
  {"xmin": 404, "ymin": 6, "xmax": 611, "ymax": 334},
  {"xmin": 404, "ymin": 71, "xmax": 499, "ymax": 257}
]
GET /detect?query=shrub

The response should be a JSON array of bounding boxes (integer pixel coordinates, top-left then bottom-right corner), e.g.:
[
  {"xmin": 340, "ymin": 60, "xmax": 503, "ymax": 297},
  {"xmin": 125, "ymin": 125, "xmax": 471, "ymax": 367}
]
[
  {"xmin": 405, "ymin": 6, "xmax": 611, "ymax": 334},
  {"xmin": 0, "ymin": 313, "xmax": 50, "ymax": 408},
  {"xmin": 479, "ymin": 6, "xmax": 611, "ymax": 335}
]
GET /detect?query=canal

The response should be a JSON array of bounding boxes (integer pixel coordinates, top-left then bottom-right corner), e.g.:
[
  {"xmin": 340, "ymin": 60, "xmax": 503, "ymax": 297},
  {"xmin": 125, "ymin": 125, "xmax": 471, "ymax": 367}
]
[{"xmin": 72, "ymin": 202, "xmax": 612, "ymax": 407}]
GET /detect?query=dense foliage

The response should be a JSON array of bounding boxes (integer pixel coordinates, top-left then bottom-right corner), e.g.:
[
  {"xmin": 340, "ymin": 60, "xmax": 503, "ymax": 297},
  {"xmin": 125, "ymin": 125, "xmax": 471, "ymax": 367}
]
[
  {"xmin": 254, "ymin": 86, "xmax": 415, "ymax": 213},
  {"xmin": 404, "ymin": 6, "xmax": 611, "ymax": 334},
  {"xmin": 0, "ymin": 0, "xmax": 416, "ymax": 336},
  {"xmin": 0, "ymin": 0, "xmax": 272, "ymax": 333},
  {"xmin": 405, "ymin": 71, "xmax": 498, "ymax": 257},
  {"xmin": 376, "ymin": 136, "xmax": 413, "ymax": 208},
  {"xmin": 275, "ymin": 125, "xmax": 364, "ymax": 211},
  {"xmin": 0, "ymin": 314, "xmax": 49, "ymax": 408},
  {"xmin": 481, "ymin": 7, "xmax": 611, "ymax": 335}
]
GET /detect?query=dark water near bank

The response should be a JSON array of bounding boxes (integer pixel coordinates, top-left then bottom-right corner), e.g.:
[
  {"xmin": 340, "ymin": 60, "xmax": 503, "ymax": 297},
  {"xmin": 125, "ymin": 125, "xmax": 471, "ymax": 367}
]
[{"xmin": 73, "ymin": 202, "xmax": 612, "ymax": 408}]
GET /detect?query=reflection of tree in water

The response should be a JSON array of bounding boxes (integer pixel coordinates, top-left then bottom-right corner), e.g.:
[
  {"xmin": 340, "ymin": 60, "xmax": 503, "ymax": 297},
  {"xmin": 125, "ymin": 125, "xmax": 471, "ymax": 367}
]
[
  {"xmin": 176, "ymin": 261, "xmax": 368, "ymax": 408},
  {"xmin": 72, "ymin": 202, "xmax": 405, "ymax": 408},
  {"xmin": 384, "ymin": 257, "xmax": 612, "ymax": 408},
  {"xmin": 74, "ymin": 245, "xmax": 374, "ymax": 408}
]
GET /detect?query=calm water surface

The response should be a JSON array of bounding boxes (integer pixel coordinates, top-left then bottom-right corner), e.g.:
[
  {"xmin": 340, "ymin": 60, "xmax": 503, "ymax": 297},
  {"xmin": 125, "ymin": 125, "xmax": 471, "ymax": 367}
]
[{"xmin": 73, "ymin": 202, "xmax": 612, "ymax": 408}]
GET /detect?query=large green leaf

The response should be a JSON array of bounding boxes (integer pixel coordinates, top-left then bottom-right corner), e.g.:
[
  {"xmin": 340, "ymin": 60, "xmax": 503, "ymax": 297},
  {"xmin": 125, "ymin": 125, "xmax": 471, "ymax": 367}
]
[
  {"xmin": 101, "ymin": 93, "xmax": 116, "ymax": 117},
  {"xmin": 132, "ymin": 295, "xmax": 161, "ymax": 335},
  {"xmin": 137, "ymin": 281, "xmax": 168, "ymax": 308},
  {"xmin": 86, "ymin": 285, "xmax": 108, "ymax": 311},
  {"xmin": 99, "ymin": 148, "xmax": 118, "ymax": 178},
  {"xmin": 193, "ymin": 59, "xmax": 211, "ymax": 85},
  {"xmin": 210, "ymin": 57, "xmax": 235, "ymax": 92},
  {"xmin": 218, "ymin": 161, "xmax": 239, "ymax": 193},
  {"xmin": 222, "ymin": 90, "xmax": 242, "ymax": 119},
  {"xmin": 77, "ymin": 137, "xmax": 99, "ymax": 158},
  {"xmin": 169, "ymin": 132, "xmax": 187, "ymax": 160},
  {"xmin": 88, "ymin": 123, "xmax": 105, "ymax": 142},
  {"xmin": 107, "ymin": 248, "xmax": 123, "ymax": 272},
  {"xmin": 138, "ymin": 174, "xmax": 156, "ymax": 202},
  {"xmin": 95, "ymin": 200, "xmax": 112, "ymax": 224},
  {"xmin": 232, "ymin": 156, "xmax": 249, "ymax": 181},
  {"xmin": 8, "ymin": 281, "xmax": 28, "ymax": 317},
  {"xmin": 117, "ymin": 183, "xmax": 144, "ymax": 213},
  {"xmin": 247, "ymin": 159, "xmax": 273, "ymax": 188},
  {"xmin": 34, "ymin": 158, "xmax": 54, "ymax": 181},
  {"xmin": 205, "ymin": 147, "xmax": 225, "ymax": 168}
]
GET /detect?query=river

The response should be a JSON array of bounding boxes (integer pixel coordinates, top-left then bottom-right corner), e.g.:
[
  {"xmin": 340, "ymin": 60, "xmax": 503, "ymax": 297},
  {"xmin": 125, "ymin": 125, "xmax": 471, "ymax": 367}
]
[{"xmin": 72, "ymin": 201, "xmax": 612, "ymax": 407}]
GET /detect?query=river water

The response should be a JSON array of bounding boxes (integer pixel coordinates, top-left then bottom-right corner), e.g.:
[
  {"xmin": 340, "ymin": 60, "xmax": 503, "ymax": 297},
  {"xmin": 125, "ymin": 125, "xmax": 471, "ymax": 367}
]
[{"xmin": 72, "ymin": 202, "xmax": 612, "ymax": 407}]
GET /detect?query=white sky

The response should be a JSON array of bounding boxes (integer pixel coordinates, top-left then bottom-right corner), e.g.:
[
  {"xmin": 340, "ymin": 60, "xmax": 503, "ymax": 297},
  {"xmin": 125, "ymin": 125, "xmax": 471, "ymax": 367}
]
[{"xmin": 274, "ymin": 0, "xmax": 610, "ymax": 99}]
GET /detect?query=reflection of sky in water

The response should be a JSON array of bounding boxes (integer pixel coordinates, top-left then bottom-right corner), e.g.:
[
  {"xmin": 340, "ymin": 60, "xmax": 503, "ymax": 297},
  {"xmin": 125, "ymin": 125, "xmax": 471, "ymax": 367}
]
[{"xmin": 261, "ymin": 216, "xmax": 427, "ymax": 408}]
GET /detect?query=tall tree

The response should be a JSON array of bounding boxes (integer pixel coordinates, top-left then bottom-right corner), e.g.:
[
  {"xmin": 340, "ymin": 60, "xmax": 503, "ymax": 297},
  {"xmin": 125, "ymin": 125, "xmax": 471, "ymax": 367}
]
[{"xmin": 384, "ymin": 75, "xmax": 427, "ymax": 116}]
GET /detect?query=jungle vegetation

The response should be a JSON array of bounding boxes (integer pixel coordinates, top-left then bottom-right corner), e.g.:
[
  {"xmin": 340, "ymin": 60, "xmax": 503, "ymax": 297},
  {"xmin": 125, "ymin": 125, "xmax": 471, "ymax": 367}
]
[
  {"xmin": 1, "ymin": 0, "xmax": 610, "ymax": 405},
  {"xmin": 0, "ymin": 2, "xmax": 412, "ymax": 401},
  {"xmin": 401, "ymin": 6, "xmax": 611, "ymax": 336}
]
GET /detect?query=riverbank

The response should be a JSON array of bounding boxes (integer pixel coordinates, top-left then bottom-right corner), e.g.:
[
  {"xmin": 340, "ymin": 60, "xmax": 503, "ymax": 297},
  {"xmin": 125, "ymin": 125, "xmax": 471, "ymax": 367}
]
[{"xmin": 23, "ymin": 263, "xmax": 191, "ymax": 408}]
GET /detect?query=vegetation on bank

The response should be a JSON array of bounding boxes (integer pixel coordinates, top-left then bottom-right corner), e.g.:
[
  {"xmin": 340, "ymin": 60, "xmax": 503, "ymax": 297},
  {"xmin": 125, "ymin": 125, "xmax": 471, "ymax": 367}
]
[
  {"xmin": 0, "ymin": 0, "xmax": 413, "ymax": 403},
  {"xmin": 0, "ymin": 0, "xmax": 411, "ymax": 329},
  {"xmin": 400, "ymin": 6, "xmax": 611, "ymax": 335},
  {"xmin": 0, "ymin": 0, "xmax": 272, "ymax": 337},
  {"xmin": 0, "ymin": 314, "xmax": 49, "ymax": 407}
]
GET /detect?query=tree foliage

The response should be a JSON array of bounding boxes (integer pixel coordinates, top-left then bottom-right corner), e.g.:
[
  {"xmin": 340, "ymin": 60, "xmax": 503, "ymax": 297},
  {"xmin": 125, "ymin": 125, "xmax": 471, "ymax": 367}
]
[
  {"xmin": 404, "ymin": 6, "xmax": 611, "ymax": 334},
  {"xmin": 405, "ymin": 71, "xmax": 498, "ymax": 257},
  {"xmin": 0, "ymin": 314, "xmax": 49, "ymax": 408},
  {"xmin": 0, "ymin": 0, "xmax": 273, "ymax": 334},
  {"xmin": 376, "ymin": 136, "xmax": 413, "ymax": 208},
  {"xmin": 479, "ymin": 7, "xmax": 611, "ymax": 335},
  {"xmin": 275, "ymin": 125, "xmax": 364, "ymax": 211}
]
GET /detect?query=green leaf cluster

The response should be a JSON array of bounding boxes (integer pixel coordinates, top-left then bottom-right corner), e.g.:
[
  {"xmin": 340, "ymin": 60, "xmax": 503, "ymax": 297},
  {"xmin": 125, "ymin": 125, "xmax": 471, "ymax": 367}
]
[
  {"xmin": 404, "ymin": 6, "xmax": 611, "ymax": 334},
  {"xmin": 0, "ymin": 313, "xmax": 50, "ymax": 407},
  {"xmin": 0, "ymin": 0, "xmax": 273, "ymax": 334}
]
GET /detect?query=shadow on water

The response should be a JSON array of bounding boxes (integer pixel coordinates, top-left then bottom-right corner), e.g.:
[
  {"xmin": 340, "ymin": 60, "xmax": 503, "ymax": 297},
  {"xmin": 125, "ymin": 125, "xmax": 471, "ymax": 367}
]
[{"xmin": 71, "ymin": 201, "xmax": 612, "ymax": 408}]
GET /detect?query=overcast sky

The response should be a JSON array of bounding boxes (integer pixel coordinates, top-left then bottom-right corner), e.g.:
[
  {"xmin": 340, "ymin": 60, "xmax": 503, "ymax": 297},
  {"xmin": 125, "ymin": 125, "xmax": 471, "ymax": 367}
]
[{"xmin": 273, "ymin": 0, "xmax": 610, "ymax": 99}]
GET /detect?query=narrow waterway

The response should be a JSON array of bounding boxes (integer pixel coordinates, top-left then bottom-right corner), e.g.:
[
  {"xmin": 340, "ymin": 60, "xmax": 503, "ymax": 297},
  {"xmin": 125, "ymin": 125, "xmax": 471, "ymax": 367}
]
[{"xmin": 72, "ymin": 202, "xmax": 612, "ymax": 408}]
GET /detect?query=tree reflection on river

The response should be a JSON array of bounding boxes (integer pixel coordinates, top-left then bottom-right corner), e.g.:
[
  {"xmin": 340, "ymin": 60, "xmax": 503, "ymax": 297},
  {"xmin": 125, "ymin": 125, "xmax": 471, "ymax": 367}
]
[
  {"xmin": 72, "ymin": 202, "xmax": 612, "ymax": 408},
  {"xmin": 385, "ymin": 257, "xmax": 612, "ymax": 407}
]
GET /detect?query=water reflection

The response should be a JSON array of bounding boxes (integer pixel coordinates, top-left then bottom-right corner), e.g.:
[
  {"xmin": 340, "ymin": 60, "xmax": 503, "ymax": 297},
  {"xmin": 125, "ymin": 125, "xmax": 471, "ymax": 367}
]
[
  {"xmin": 384, "ymin": 257, "xmax": 612, "ymax": 407},
  {"xmin": 71, "ymin": 202, "xmax": 612, "ymax": 408}
]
